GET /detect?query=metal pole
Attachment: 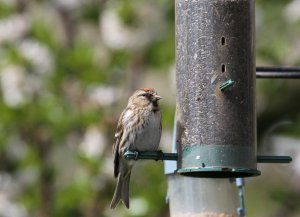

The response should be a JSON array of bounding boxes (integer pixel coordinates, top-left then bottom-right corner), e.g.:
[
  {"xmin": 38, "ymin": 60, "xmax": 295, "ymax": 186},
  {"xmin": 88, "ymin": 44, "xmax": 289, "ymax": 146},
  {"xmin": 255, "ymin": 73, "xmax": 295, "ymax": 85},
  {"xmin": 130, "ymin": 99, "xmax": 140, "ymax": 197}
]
[
  {"xmin": 256, "ymin": 66, "xmax": 300, "ymax": 78},
  {"xmin": 236, "ymin": 178, "xmax": 246, "ymax": 217},
  {"xmin": 124, "ymin": 151, "xmax": 292, "ymax": 163}
]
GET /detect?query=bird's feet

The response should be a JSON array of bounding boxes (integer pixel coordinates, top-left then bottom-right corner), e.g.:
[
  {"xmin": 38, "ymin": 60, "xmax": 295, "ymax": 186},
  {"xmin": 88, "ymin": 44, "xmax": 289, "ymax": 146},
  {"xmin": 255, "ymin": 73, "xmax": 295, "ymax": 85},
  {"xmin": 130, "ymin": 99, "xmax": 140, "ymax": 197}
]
[
  {"xmin": 156, "ymin": 150, "xmax": 164, "ymax": 161},
  {"xmin": 133, "ymin": 151, "xmax": 139, "ymax": 160}
]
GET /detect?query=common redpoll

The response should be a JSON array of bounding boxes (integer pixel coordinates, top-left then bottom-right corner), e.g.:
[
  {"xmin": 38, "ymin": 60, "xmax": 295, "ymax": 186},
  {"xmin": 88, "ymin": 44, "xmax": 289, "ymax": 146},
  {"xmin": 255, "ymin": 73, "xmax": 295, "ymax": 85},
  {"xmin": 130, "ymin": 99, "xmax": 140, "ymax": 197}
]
[{"xmin": 110, "ymin": 88, "xmax": 162, "ymax": 209}]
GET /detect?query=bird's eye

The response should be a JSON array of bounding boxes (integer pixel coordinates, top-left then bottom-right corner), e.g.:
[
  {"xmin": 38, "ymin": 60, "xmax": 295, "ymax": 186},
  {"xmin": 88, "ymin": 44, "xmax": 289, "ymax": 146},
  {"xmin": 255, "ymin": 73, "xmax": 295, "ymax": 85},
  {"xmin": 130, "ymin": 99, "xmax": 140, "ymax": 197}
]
[{"xmin": 140, "ymin": 93, "xmax": 150, "ymax": 98}]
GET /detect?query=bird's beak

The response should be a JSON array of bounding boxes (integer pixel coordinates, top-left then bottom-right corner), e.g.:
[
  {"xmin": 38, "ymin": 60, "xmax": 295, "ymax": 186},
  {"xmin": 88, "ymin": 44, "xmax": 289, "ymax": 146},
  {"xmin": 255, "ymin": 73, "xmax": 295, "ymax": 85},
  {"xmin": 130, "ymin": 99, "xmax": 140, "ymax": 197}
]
[{"xmin": 154, "ymin": 95, "xmax": 162, "ymax": 101}]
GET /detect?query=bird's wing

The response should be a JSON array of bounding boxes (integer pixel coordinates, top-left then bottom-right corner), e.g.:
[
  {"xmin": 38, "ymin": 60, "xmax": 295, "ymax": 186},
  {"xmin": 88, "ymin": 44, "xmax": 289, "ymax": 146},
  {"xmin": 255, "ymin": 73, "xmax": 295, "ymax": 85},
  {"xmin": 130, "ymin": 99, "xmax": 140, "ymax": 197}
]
[
  {"xmin": 112, "ymin": 110, "xmax": 125, "ymax": 178},
  {"xmin": 158, "ymin": 109, "xmax": 162, "ymax": 132},
  {"xmin": 113, "ymin": 108, "xmax": 140, "ymax": 177}
]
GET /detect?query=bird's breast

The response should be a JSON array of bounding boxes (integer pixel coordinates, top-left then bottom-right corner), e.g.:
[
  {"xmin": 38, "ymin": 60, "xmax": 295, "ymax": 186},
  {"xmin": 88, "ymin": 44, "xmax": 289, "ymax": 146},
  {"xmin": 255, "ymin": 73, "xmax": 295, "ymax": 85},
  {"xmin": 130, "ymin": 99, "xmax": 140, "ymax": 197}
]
[{"xmin": 131, "ymin": 111, "xmax": 161, "ymax": 151}]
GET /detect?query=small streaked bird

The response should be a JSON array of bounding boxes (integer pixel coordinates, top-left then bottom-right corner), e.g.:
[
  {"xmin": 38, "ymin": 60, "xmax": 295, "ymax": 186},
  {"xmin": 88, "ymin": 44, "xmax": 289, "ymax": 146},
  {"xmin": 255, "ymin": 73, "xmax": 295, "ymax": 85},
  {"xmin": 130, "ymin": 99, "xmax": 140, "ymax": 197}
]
[{"xmin": 110, "ymin": 88, "xmax": 162, "ymax": 209}]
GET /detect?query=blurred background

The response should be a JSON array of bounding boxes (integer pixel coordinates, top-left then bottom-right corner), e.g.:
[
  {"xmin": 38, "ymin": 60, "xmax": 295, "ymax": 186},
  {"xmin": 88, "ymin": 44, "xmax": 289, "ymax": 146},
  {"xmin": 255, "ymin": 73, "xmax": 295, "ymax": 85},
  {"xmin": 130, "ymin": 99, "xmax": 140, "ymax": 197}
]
[{"xmin": 0, "ymin": 0, "xmax": 300, "ymax": 217}]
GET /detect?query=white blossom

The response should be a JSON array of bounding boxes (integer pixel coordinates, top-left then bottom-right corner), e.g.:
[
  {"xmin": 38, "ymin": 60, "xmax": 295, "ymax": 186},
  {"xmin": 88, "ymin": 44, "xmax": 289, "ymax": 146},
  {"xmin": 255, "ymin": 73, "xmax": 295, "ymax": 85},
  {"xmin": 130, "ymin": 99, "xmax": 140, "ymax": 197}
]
[
  {"xmin": 18, "ymin": 39, "xmax": 54, "ymax": 75},
  {"xmin": 86, "ymin": 85, "xmax": 120, "ymax": 106},
  {"xmin": 0, "ymin": 66, "xmax": 28, "ymax": 107},
  {"xmin": 100, "ymin": 4, "xmax": 165, "ymax": 50},
  {"xmin": 284, "ymin": 0, "xmax": 300, "ymax": 22},
  {"xmin": 79, "ymin": 126, "xmax": 106, "ymax": 158},
  {"xmin": 0, "ymin": 15, "xmax": 29, "ymax": 44}
]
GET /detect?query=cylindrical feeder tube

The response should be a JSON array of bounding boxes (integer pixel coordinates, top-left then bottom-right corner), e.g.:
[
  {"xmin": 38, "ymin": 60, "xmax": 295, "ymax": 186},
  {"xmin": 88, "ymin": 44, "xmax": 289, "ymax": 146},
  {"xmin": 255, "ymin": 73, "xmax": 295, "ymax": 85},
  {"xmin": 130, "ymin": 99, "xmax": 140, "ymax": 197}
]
[
  {"xmin": 176, "ymin": 0, "xmax": 259, "ymax": 177},
  {"xmin": 168, "ymin": 176, "xmax": 239, "ymax": 217}
]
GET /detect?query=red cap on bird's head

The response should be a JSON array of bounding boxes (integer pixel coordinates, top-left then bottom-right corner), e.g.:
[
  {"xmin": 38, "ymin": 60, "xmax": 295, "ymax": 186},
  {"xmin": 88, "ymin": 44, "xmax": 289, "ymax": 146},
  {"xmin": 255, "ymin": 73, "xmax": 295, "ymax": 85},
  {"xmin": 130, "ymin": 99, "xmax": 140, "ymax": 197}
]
[{"xmin": 141, "ymin": 87, "xmax": 155, "ymax": 93}]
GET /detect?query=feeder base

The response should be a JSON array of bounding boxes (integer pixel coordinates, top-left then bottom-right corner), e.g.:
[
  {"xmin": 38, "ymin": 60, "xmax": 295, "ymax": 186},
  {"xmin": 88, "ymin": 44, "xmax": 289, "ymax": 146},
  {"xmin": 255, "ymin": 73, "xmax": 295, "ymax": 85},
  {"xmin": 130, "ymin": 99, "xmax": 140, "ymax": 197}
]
[
  {"xmin": 177, "ymin": 167, "xmax": 261, "ymax": 178},
  {"xmin": 179, "ymin": 145, "xmax": 260, "ymax": 178}
]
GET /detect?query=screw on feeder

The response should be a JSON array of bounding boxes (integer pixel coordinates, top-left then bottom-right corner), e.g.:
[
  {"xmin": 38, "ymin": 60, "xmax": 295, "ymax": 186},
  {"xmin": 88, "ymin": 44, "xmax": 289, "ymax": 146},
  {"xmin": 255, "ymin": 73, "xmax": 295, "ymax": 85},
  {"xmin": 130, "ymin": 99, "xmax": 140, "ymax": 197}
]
[{"xmin": 219, "ymin": 79, "xmax": 235, "ymax": 91}]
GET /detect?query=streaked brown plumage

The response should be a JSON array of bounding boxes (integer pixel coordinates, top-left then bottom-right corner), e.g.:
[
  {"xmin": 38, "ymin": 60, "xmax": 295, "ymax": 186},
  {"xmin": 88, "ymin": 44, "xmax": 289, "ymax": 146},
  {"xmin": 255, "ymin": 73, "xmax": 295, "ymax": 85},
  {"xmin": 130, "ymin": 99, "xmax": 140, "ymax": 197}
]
[{"xmin": 110, "ymin": 88, "xmax": 162, "ymax": 209}]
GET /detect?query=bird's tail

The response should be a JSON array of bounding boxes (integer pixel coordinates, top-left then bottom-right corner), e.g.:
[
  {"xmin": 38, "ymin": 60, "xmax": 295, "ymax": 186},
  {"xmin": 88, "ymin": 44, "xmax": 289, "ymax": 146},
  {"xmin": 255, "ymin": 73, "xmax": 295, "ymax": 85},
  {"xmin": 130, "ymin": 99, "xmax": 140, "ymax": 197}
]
[{"xmin": 110, "ymin": 168, "xmax": 131, "ymax": 209}]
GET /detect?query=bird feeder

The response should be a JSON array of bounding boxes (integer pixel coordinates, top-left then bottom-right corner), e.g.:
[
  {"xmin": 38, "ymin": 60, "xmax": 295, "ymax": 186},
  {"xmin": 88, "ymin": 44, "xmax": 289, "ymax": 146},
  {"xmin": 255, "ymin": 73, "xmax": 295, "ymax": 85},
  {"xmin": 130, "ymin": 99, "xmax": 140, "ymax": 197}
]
[{"xmin": 175, "ymin": 0, "xmax": 259, "ymax": 178}]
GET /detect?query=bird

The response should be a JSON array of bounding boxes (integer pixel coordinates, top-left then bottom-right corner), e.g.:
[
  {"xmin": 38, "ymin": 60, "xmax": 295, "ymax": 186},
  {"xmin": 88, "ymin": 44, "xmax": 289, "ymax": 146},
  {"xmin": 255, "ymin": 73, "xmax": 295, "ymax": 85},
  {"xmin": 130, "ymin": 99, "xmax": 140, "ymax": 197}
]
[{"xmin": 110, "ymin": 88, "xmax": 162, "ymax": 209}]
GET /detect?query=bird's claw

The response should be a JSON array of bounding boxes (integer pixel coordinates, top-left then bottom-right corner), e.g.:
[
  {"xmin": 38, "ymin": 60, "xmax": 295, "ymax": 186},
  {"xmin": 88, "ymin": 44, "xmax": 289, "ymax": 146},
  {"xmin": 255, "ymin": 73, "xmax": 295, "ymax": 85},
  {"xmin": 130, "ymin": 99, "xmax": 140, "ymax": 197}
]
[
  {"xmin": 157, "ymin": 150, "xmax": 164, "ymax": 161},
  {"xmin": 134, "ymin": 151, "xmax": 139, "ymax": 160}
]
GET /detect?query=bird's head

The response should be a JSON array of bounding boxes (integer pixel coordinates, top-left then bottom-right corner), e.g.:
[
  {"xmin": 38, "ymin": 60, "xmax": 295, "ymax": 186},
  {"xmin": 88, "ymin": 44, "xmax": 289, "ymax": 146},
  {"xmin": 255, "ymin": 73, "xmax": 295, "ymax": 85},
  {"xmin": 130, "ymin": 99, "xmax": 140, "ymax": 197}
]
[{"xmin": 129, "ymin": 88, "xmax": 162, "ymax": 107}]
